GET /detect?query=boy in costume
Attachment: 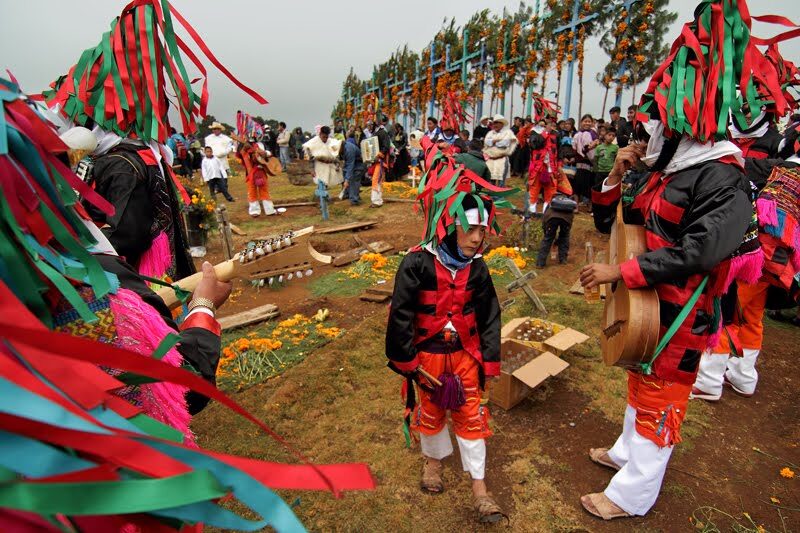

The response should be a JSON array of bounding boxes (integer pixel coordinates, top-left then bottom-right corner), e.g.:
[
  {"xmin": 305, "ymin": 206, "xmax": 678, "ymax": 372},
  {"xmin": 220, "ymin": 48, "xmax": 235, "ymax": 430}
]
[
  {"xmin": 386, "ymin": 137, "xmax": 515, "ymax": 524},
  {"xmin": 579, "ymin": 0, "xmax": 796, "ymax": 519}
]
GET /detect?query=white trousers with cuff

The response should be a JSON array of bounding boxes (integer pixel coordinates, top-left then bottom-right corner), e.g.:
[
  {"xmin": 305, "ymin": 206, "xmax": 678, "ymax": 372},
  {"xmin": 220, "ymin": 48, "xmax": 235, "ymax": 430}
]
[
  {"xmin": 420, "ymin": 427, "xmax": 486, "ymax": 480},
  {"xmin": 694, "ymin": 349, "xmax": 760, "ymax": 396},
  {"xmin": 604, "ymin": 404, "xmax": 674, "ymax": 516}
]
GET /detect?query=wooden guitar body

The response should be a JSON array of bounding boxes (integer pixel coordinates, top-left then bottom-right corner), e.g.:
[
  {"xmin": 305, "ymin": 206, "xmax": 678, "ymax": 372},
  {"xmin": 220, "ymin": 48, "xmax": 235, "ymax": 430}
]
[{"xmin": 601, "ymin": 206, "xmax": 660, "ymax": 368}]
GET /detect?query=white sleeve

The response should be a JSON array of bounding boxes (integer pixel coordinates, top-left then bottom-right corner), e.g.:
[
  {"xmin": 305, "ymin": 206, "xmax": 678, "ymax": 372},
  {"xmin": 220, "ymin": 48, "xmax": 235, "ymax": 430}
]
[{"xmin": 601, "ymin": 178, "xmax": 620, "ymax": 192}]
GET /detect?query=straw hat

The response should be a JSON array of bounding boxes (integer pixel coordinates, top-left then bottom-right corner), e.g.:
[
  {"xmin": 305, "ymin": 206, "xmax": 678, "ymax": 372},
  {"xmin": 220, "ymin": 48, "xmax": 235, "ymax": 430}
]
[
  {"xmin": 491, "ymin": 114, "xmax": 508, "ymax": 126},
  {"xmin": 479, "ymin": 115, "xmax": 490, "ymax": 124},
  {"xmin": 210, "ymin": 121, "xmax": 225, "ymax": 131},
  {"xmin": 60, "ymin": 126, "xmax": 98, "ymax": 152}
]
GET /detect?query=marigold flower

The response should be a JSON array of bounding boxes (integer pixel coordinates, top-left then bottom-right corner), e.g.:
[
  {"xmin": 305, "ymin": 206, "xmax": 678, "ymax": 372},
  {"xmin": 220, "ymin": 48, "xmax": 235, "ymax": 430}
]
[{"xmin": 780, "ymin": 467, "xmax": 795, "ymax": 478}]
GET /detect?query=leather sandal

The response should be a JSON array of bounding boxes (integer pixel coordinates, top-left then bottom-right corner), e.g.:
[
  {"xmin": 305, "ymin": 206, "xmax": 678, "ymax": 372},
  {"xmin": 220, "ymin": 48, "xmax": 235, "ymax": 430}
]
[
  {"xmin": 473, "ymin": 493, "xmax": 508, "ymax": 524},
  {"xmin": 588, "ymin": 447, "xmax": 621, "ymax": 471},
  {"xmin": 580, "ymin": 492, "xmax": 632, "ymax": 520},
  {"xmin": 420, "ymin": 459, "xmax": 444, "ymax": 494}
]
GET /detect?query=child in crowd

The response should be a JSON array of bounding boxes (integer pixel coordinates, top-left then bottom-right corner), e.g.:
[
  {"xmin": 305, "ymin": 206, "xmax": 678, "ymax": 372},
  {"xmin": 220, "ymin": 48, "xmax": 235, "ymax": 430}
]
[
  {"xmin": 536, "ymin": 173, "xmax": 576, "ymax": 267},
  {"xmin": 594, "ymin": 128, "xmax": 619, "ymax": 189},
  {"xmin": 201, "ymin": 146, "xmax": 234, "ymax": 202}
]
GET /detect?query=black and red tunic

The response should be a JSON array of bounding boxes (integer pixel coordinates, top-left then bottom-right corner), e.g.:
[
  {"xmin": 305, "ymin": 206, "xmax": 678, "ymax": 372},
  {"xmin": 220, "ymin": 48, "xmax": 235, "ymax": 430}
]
[
  {"xmin": 592, "ymin": 160, "xmax": 753, "ymax": 384},
  {"xmin": 386, "ymin": 249, "xmax": 501, "ymax": 377},
  {"xmin": 732, "ymin": 127, "xmax": 783, "ymax": 159}
]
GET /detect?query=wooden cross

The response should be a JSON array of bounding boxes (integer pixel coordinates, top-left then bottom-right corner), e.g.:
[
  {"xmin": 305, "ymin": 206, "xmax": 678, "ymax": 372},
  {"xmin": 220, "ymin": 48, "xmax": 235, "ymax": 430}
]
[
  {"xmin": 505, "ymin": 258, "xmax": 547, "ymax": 315},
  {"xmin": 215, "ymin": 205, "xmax": 234, "ymax": 260}
]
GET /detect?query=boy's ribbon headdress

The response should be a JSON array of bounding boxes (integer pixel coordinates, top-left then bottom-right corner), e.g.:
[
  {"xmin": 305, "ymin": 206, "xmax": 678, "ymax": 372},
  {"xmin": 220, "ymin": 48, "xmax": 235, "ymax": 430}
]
[
  {"xmin": 639, "ymin": 0, "xmax": 800, "ymax": 142},
  {"xmin": 439, "ymin": 91, "xmax": 471, "ymax": 133},
  {"xmin": 45, "ymin": 0, "xmax": 267, "ymax": 144},
  {"xmin": 416, "ymin": 137, "xmax": 516, "ymax": 247}
]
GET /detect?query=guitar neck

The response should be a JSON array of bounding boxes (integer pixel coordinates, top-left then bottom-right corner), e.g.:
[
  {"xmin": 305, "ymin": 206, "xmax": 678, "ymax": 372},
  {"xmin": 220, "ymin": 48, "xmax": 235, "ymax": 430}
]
[{"xmin": 157, "ymin": 260, "xmax": 239, "ymax": 309}]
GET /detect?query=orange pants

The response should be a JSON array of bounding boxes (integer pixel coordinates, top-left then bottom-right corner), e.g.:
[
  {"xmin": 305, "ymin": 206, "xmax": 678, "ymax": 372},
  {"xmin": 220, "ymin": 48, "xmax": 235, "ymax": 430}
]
[
  {"xmin": 627, "ymin": 371, "xmax": 691, "ymax": 447},
  {"xmin": 712, "ymin": 280, "xmax": 769, "ymax": 353},
  {"xmin": 528, "ymin": 175, "xmax": 556, "ymax": 206},
  {"xmin": 411, "ymin": 349, "xmax": 492, "ymax": 440},
  {"xmin": 247, "ymin": 172, "xmax": 270, "ymax": 202}
]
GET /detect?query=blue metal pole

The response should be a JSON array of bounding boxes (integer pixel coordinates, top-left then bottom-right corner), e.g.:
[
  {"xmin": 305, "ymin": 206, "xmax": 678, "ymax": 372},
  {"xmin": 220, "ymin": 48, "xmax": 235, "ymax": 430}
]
[
  {"xmin": 562, "ymin": 0, "xmax": 580, "ymax": 119},
  {"xmin": 428, "ymin": 42, "xmax": 436, "ymax": 118}
]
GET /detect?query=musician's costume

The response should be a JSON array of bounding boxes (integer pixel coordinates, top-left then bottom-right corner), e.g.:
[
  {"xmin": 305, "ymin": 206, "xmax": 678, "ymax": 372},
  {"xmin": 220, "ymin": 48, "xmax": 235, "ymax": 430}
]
[
  {"xmin": 44, "ymin": 0, "xmax": 262, "ymax": 282},
  {"xmin": 386, "ymin": 137, "xmax": 514, "ymax": 523},
  {"xmin": 238, "ymin": 140, "xmax": 276, "ymax": 217},
  {"xmin": 303, "ymin": 134, "xmax": 344, "ymax": 188},
  {"xmin": 527, "ymin": 126, "xmax": 561, "ymax": 214},
  {"xmin": 693, "ymin": 45, "xmax": 800, "ymax": 401},
  {"xmin": 585, "ymin": 0, "xmax": 798, "ymax": 519},
  {"xmin": 694, "ymin": 155, "xmax": 800, "ymax": 399},
  {"xmin": 483, "ymin": 115, "xmax": 518, "ymax": 186},
  {"xmin": 83, "ymin": 137, "xmax": 195, "ymax": 281}
]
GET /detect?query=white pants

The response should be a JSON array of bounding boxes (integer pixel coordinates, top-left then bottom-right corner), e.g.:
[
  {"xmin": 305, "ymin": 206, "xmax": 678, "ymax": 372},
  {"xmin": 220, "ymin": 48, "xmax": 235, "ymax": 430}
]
[
  {"xmin": 371, "ymin": 184, "xmax": 383, "ymax": 206},
  {"xmin": 604, "ymin": 404, "xmax": 674, "ymax": 515},
  {"xmin": 420, "ymin": 427, "xmax": 486, "ymax": 480},
  {"xmin": 694, "ymin": 349, "xmax": 760, "ymax": 396}
]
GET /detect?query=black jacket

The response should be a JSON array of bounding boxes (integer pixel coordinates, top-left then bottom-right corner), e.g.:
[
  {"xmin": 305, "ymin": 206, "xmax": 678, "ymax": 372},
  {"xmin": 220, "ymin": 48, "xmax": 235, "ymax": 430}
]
[
  {"xmin": 386, "ymin": 250, "xmax": 501, "ymax": 376},
  {"xmin": 85, "ymin": 142, "xmax": 194, "ymax": 279},
  {"xmin": 592, "ymin": 160, "xmax": 752, "ymax": 383}
]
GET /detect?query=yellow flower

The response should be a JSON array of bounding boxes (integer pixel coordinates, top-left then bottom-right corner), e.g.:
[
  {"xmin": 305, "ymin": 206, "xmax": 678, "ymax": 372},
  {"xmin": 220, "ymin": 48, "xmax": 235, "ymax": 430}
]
[
  {"xmin": 780, "ymin": 467, "xmax": 795, "ymax": 478},
  {"xmin": 191, "ymin": 195, "xmax": 199, "ymax": 205}
]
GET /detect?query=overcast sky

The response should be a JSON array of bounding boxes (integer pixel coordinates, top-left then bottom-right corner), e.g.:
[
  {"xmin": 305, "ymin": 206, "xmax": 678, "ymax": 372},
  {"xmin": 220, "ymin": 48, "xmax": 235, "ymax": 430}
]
[{"xmin": 1, "ymin": 0, "xmax": 798, "ymax": 131}]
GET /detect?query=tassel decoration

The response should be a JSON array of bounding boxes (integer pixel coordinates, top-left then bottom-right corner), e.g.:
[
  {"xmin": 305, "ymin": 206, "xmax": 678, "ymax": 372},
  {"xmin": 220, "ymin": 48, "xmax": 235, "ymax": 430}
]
[{"xmin": 430, "ymin": 372, "xmax": 466, "ymax": 410}]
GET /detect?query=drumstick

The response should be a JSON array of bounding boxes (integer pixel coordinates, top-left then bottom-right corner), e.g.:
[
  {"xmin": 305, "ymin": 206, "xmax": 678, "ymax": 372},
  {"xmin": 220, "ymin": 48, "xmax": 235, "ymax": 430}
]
[{"xmin": 418, "ymin": 368, "xmax": 443, "ymax": 387}]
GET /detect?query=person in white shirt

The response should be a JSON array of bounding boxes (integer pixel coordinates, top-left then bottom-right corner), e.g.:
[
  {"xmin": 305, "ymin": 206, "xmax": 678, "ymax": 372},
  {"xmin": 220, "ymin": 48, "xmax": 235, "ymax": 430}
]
[
  {"xmin": 204, "ymin": 122, "xmax": 234, "ymax": 179},
  {"xmin": 201, "ymin": 146, "xmax": 234, "ymax": 201},
  {"xmin": 483, "ymin": 115, "xmax": 518, "ymax": 186}
]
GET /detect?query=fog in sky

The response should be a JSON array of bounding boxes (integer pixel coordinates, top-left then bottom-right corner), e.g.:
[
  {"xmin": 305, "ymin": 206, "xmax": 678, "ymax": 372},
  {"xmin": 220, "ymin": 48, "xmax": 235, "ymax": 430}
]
[{"xmin": 1, "ymin": 0, "xmax": 798, "ymax": 131}]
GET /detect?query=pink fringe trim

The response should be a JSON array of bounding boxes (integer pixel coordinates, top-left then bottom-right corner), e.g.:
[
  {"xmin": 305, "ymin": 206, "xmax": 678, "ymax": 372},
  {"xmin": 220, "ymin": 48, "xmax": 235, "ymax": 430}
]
[
  {"xmin": 707, "ymin": 251, "xmax": 764, "ymax": 351},
  {"xmin": 109, "ymin": 288, "xmax": 195, "ymax": 445},
  {"xmin": 138, "ymin": 231, "xmax": 172, "ymax": 279},
  {"xmin": 756, "ymin": 198, "xmax": 778, "ymax": 227}
]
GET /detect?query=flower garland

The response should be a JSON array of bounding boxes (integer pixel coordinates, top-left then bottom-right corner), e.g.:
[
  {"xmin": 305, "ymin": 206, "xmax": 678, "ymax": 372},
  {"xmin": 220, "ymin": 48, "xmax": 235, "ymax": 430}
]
[
  {"xmin": 492, "ymin": 18, "xmax": 509, "ymax": 100},
  {"xmin": 523, "ymin": 16, "xmax": 540, "ymax": 95}
]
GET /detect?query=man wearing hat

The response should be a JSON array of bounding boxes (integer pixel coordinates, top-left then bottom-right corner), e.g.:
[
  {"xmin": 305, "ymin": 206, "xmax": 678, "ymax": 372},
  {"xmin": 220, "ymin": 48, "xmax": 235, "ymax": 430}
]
[
  {"xmin": 205, "ymin": 122, "xmax": 234, "ymax": 179},
  {"xmin": 473, "ymin": 116, "xmax": 491, "ymax": 142},
  {"xmin": 482, "ymin": 115, "xmax": 517, "ymax": 186}
]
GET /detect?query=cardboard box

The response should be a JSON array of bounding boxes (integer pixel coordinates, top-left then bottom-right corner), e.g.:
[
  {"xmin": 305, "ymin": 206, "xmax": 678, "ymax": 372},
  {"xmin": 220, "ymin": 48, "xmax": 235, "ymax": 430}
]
[
  {"xmin": 490, "ymin": 317, "xmax": 588, "ymax": 410},
  {"xmin": 490, "ymin": 339, "xmax": 570, "ymax": 410}
]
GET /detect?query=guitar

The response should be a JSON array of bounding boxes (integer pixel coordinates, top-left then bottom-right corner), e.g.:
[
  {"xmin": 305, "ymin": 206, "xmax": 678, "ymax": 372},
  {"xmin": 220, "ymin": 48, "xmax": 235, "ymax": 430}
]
[
  {"xmin": 600, "ymin": 203, "xmax": 661, "ymax": 368},
  {"xmin": 156, "ymin": 226, "xmax": 332, "ymax": 309}
]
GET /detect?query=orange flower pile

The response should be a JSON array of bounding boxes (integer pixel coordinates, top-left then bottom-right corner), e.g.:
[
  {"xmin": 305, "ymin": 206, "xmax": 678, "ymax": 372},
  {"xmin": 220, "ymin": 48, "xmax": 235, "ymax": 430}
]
[{"xmin": 485, "ymin": 245, "xmax": 527, "ymax": 269}]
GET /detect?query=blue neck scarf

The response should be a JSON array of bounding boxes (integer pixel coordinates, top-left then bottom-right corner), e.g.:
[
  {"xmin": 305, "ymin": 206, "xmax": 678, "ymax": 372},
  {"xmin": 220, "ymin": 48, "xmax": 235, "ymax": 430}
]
[{"xmin": 436, "ymin": 242, "xmax": 471, "ymax": 271}]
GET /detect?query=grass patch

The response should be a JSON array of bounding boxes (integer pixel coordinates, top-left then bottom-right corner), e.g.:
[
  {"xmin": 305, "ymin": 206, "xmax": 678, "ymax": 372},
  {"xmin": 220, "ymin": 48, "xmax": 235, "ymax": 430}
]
[
  {"xmin": 309, "ymin": 254, "xmax": 402, "ymax": 297},
  {"xmin": 217, "ymin": 313, "xmax": 342, "ymax": 392}
]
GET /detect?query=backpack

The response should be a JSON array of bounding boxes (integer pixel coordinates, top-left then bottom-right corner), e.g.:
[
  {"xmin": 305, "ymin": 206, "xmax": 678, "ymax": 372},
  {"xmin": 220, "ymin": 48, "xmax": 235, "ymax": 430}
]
[
  {"xmin": 549, "ymin": 193, "xmax": 578, "ymax": 213},
  {"xmin": 175, "ymin": 138, "xmax": 188, "ymax": 160}
]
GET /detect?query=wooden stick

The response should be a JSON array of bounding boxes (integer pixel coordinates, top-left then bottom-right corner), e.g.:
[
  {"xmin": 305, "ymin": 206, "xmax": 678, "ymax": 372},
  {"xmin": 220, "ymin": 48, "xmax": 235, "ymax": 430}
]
[{"xmin": 418, "ymin": 367, "xmax": 443, "ymax": 387}]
